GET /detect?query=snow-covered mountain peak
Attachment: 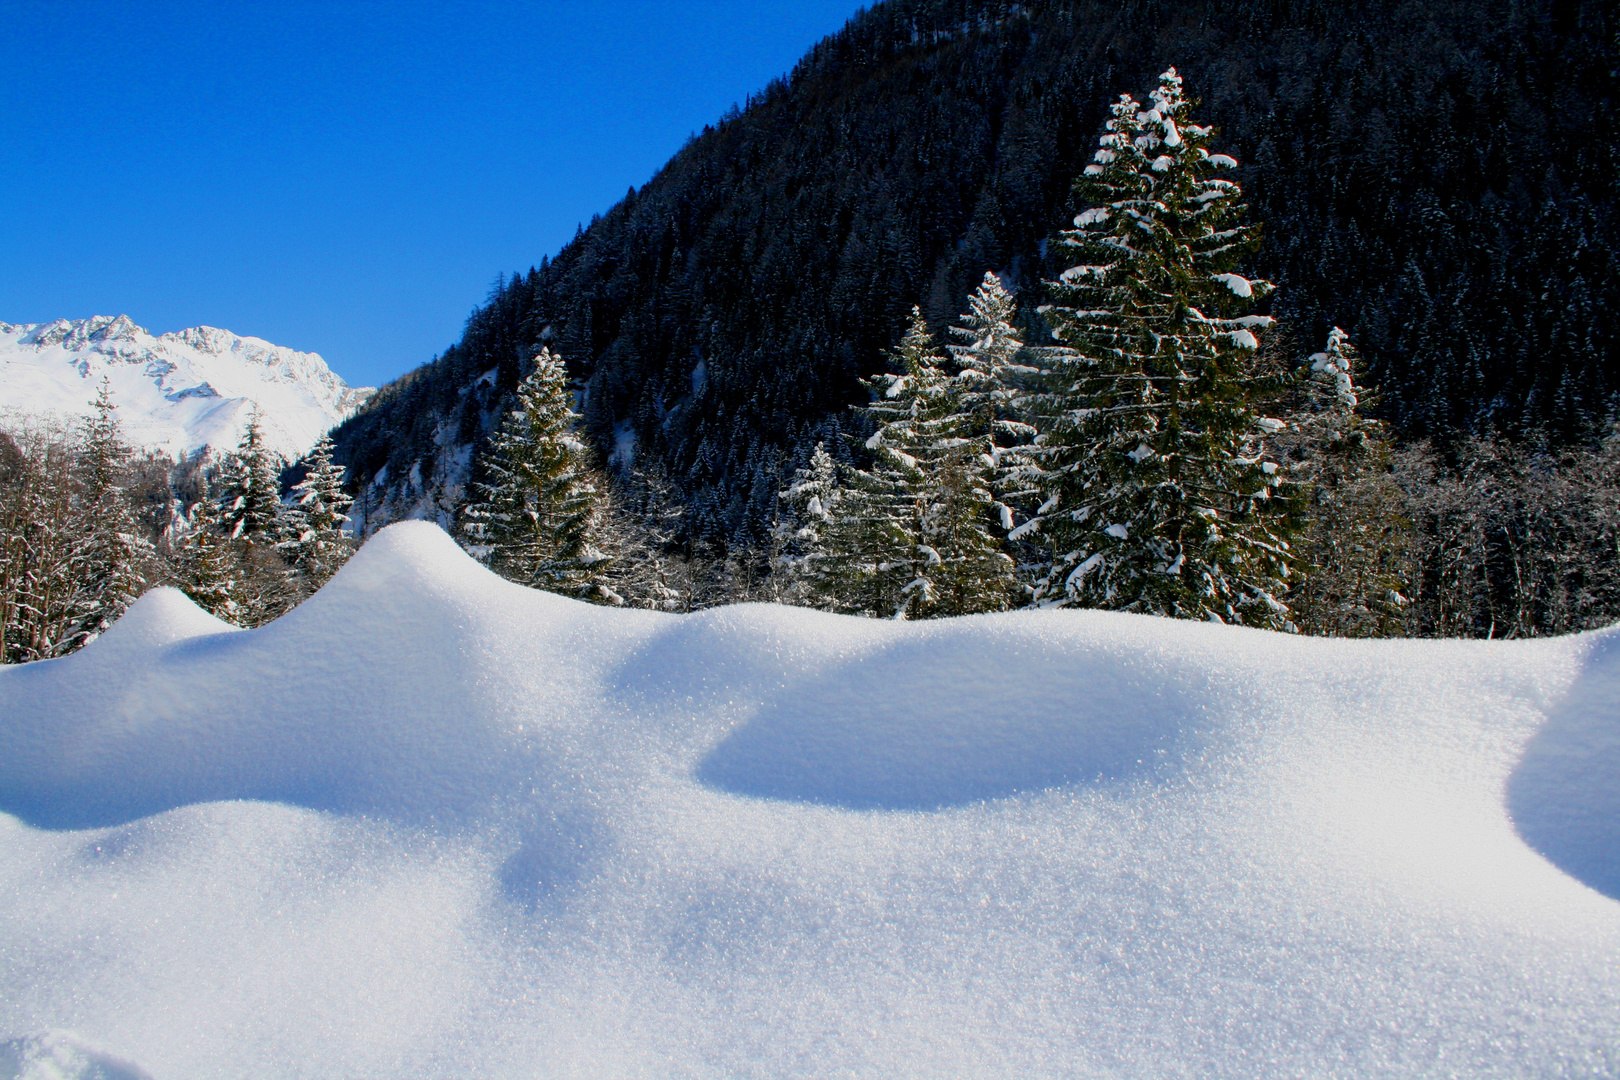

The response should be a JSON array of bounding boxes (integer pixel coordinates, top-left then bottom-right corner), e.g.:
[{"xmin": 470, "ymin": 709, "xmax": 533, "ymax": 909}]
[
  {"xmin": 14, "ymin": 314, "xmax": 144, "ymax": 350},
  {"xmin": 0, "ymin": 315, "xmax": 373, "ymax": 462}
]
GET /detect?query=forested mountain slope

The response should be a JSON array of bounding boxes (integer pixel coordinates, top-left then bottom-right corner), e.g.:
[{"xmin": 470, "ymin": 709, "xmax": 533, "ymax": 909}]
[{"xmin": 331, "ymin": 0, "xmax": 1617, "ymax": 543}]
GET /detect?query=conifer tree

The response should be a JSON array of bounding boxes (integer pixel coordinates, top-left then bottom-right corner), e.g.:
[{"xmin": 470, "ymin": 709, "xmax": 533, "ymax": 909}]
[
  {"xmin": 1281, "ymin": 329, "xmax": 1414, "ymax": 636},
  {"xmin": 777, "ymin": 443, "xmax": 836, "ymax": 563},
  {"xmin": 0, "ymin": 426, "xmax": 86, "ymax": 661},
  {"xmin": 937, "ymin": 272, "xmax": 1033, "ymax": 608},
  {"xmin": 779, "ymin": 441, "xmax": 863, "ymax": 610},
  {"xmin": 71, "ymin": 379, "xmax": 149, "ymax": 642},
  {"xmin": 788, "ymin": 304, "xmax": 1021, "ymax": 618},
  {"xmin": 460, "ymin": 348, "xmax": 611, "ymax": 598},
  {"xmin": 280, "ymin": 434, "xmax": 355, "ymax": 588},
  {"xmin": 178, "ymin": 496, "xmax": 242, "ymax": 624},
  {"xmin": 847, "ymin": 308, "xmax": 956, "ymax": 618},
  {"xmin": 1011, "ymin": 69, "xmax": 1299, "ymax": 628},
  {"xmin": 946, "ymin": 272, "xmax": 1033, "ymax": 444},
  {"xmin": 780, "ymin": 439, "xmax": 914, "ymax": 615},
  {"xmin": 216, "ymin": 410, "xmax": 286, "ymax": 545}
]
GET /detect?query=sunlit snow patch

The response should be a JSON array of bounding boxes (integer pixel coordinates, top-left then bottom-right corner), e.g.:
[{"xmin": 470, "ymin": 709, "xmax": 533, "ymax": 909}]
[{"xmin": 0, "ymin": 521, "xmax": 1617, "ymax": 1078}]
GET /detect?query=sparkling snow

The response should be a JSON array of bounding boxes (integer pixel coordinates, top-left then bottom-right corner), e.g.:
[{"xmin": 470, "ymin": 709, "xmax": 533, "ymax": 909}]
[
  {"xmin": 0, "ymin": 522, "xmax": 1616, "ymax": 1078},
  {"xmin": 0, "ymin": 316, "xmax": 371, "ymax": 461}
]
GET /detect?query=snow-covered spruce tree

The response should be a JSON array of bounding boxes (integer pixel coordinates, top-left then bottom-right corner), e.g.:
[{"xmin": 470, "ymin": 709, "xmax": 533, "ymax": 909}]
[
  {"xmin": 177, "ymin": 494, "xmax": 243, "ymax": 624},
  {"xmin": 937, "ymin": 272, "xmax": 1034, "ymax": 608},
  {"xmin": 789, "ymin": 301, "xmax": 1025, "ymax": 618},
  {"xmin": 199, "ymin": 413, "xmax": 302, "ymax": 625},
  {"xmin": 279, "ymin": 434, "xmax": 355, "ymax": 589},
  {"xmin": 216, "ymin": 410, "xmax": 286, "ymax": 545},
  {"xmin": 0, "ymin": 425, "xmax": 87, "ymax": 662},
  {"xmin": 70, "ymin": 380, "xmax": 150, "ymax": 643},
  {"xmin": 1010, "ymin": 68, "xmax": 1299, "ymax": 627},
  {"xmin": 777, "ymin": 441, "xmax": 865, "ymax": 610},
  {"xmin": 776, "ymin": 440, "xmax": 896, "ymax": 615},
  {"xmin": 1279, "ymin": 329, "xmax": 1414, "ymax": 637},
  {"xmin": 847, "ymin": 307, "xmax": 962, "ymax": 618},
  {"xmin": 590, "ymin": 467, "xmax": 695, "ymax": 611},
  {"xmin": 780, "ymin": 315, "xmax": 942, "ymax": 617},
  {"xmin": 460, "ymin": 348, "xmax": 612, "ymax": 600},
  {"xmin": 946, "ymin": 272, "xmax": 1033, "ymax": 445}
]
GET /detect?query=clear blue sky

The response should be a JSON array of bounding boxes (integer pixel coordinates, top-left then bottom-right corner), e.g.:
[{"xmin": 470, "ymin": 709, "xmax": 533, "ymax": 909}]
[{"xmin": 1, "ymin": 1, "xmax": 866, "ymax": 388}]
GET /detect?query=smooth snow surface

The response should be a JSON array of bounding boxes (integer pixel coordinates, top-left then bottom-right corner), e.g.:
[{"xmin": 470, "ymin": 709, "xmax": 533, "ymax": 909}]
[
  {"xmin": 0, "ymin": 316, "xmax": 370, "ymax": 461},
  {"xmin": 1, "ymin": 522, "xmax": 1617, "ymax": 1078}
]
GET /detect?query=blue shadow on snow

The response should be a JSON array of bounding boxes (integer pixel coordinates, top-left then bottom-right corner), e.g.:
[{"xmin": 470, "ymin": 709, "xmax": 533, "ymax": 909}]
[
  {"xmin": 697, "ymin": 631, "xmax": 1206, "ymax": 810},
  {"xmin": 1507, "ymin": 633, "xmax": 1620, "ymax": 901}
]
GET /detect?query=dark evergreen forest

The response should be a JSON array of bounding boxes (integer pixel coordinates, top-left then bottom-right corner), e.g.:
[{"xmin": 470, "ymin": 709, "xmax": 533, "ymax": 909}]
[{"xmin": 329, "ymin": 0, "xmax": 1617, "ymax": 545}]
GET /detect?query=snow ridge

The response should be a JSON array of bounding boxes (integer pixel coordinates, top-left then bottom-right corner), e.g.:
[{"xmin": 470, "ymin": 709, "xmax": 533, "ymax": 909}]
[
  {"xmin": 0, "ymin": 316, "xmax": 372, "ymax": 461},
  {"xmin": 0, "ymin": 522, "xmax": 1616, "ymax": 1077}
]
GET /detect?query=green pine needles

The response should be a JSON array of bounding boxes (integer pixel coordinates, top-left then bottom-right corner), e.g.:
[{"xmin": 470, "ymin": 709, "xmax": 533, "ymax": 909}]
[
  {"xmin": 783, "ymin": 298, "xmax": 1023, "ymax": 620},
  {"xmin": 280, "ymin": 435, "xmax": 356, "ymax": 588},
  {"xmin": 1009, "ymin": 67, "xmax": 1299, "ymax": 628},
  {"xmin": 461, "ymin": 348, "xmax": 612, "ymax": 599},
  {"xmin": 216, "ymin": 409, "xmax": 286, "ymax": 545},
  {"xmin": 73, "ymin": 379, "xmax": 149, "ymax": 642},
  {"xmin": 787, "ymin": 68, "xmax": 1303, "ymax": 628}
]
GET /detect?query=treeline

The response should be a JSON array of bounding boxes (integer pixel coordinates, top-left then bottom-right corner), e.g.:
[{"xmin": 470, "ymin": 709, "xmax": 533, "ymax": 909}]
[
  {"xmin": 329, "ymin": 0, "xmax": 1617, "ymax": 549},
  {"xmin": 440, "ymin": 324, "xmax": 1620, "ymax": 638},
  {"xmin": 1392, "ymin": 439, "xmax": 1620, "ymax": 638},
  {"xmin": 0, "ymin": 389, "xmax": 357, "ymax": 661},
  {"xmin": 5, "ymin": 376, "xmax": 1617, "ymax": 661}
]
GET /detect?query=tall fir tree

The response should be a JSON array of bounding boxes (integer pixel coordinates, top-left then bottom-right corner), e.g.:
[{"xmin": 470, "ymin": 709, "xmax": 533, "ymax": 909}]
[
  {"xmin": 1281, "ymin": 329, "xmax": 1414, "ymax": 636},
  {"xmin": 71, "ymin": 379, "xmax": 149, "ymax": 642},
  {"xmin": 937, "ymin": 272, "xmax": 1033, "ymax": 608},
  {"xmin": 1009, "ymin": 69, "xmax": 1299, "ymax": 628},
  {"xmin": 280, "ymin": 434, "xmax": 355, "ymax": 588},
  {"xmin": 216, "ymin": 410, "xmax": 286, "ymax": 545},
  {"xmin": 946, "ymin": 272, "xmax": 1033, "ymax": 451},
  {"xmin": 849, "ymin": 308, "xmax": 958, "ymax": 618},
  {"xmin": 460, "ymin": 348, "xmax": 611, "ymax": 599}
]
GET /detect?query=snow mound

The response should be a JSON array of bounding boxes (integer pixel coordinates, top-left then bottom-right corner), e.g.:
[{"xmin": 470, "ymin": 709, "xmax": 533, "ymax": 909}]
[
  {"xmin": 0, "ymin": 316, "xmax": 370, "ymax": 460},
  {"xmin": 1, "ymin": 520, "xmax": 1617, "ymax": 1078}
]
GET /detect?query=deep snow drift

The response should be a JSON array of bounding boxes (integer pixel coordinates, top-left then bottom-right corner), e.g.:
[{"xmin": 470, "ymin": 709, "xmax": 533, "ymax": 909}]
[
  {"xmin": 1, "ymin": 522, "xmax": 1616, "ymax": 1078},
  {"xmin": 0, "ymin": 316, "xmax": 369, "ymax": 460}
]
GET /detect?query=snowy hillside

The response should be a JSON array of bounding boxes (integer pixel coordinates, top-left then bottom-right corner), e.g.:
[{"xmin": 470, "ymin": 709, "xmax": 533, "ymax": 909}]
[
  {"xmin": 0, "ymin": 316, "xmax": 371, "ymax": 461},
  {"xmin": 0, "ymin": 522, "xmax": 1616, "ymax": 1078}
]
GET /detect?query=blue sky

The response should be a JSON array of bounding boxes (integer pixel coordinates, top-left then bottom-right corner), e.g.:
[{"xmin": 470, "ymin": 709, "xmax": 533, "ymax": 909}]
[{"xmin": 1, "ymin": 1, "xmax": 865, "ymax": 388}]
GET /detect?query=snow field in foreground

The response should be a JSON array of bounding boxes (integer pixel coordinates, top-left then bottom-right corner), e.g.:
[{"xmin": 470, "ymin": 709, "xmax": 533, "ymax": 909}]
[{"xmin": 0, "ymin": 521, "xmax": 1616, "ymax": 1078}]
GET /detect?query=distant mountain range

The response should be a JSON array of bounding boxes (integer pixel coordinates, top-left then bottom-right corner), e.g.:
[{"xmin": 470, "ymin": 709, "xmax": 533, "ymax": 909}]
[{"xmin": 0, "ymin": 316, "xmax": 371, "ymax": 462}]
